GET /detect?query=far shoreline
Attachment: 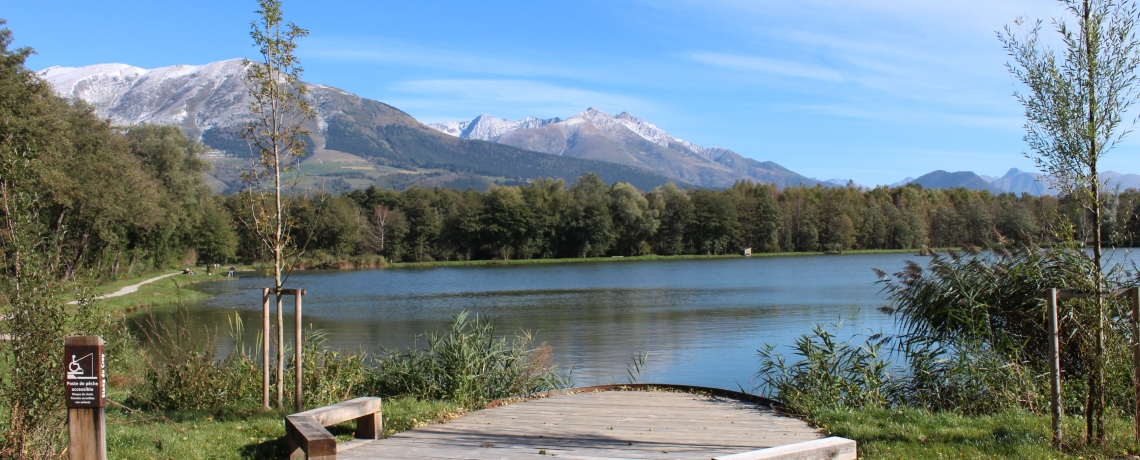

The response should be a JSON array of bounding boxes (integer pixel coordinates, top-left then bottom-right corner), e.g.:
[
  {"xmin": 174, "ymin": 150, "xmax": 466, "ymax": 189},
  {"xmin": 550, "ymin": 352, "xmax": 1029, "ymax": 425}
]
[
  {"xmin": 99, "ymin": 248, "xmax": 950, "ymax": 313},
  {"xmin": 384, "ymin": 247, "xmax": 949, "ymax": 269}
]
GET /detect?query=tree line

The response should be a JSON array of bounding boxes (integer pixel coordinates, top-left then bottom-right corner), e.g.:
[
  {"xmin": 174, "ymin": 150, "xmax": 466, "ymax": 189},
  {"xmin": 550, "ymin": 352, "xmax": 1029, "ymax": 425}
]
[{"xmin": 215, "ymin": 171, "xmax": 1140, "ymax": 265}]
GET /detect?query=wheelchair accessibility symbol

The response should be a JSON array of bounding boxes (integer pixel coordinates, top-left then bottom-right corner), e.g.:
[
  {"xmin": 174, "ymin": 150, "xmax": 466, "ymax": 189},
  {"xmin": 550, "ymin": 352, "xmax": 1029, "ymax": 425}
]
[{"xmin": 66, "ymin": 352, "xmax": 97, "ymax": 380}]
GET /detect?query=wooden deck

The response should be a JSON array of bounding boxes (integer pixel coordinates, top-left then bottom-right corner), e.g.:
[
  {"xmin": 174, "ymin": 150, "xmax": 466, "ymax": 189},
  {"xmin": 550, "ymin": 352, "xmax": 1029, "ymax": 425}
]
[{"xmin": 340, "ymin": 389, "xmax": 822, "ymax": 459}]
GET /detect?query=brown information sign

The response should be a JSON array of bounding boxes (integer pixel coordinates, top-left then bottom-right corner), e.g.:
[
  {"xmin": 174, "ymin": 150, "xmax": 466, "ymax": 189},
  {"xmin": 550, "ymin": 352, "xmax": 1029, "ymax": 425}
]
[{"xmin": 64, "ymin": 337, "xmax": 105, "ymax": 408}]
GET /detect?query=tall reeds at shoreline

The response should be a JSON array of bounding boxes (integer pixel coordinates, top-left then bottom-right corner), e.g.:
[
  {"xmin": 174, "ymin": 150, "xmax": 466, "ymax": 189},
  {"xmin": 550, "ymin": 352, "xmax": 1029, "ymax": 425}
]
[{"xmin": 121, "ymin": 308, "xmax": 569, "ymax": 413}]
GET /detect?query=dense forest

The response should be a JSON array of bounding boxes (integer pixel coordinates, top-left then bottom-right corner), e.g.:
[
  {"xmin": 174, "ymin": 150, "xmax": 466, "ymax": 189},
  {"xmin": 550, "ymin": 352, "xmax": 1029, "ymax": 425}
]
[{"xmin": 267, "ymin": 176, "xmax": 1140, "ymax": 264}]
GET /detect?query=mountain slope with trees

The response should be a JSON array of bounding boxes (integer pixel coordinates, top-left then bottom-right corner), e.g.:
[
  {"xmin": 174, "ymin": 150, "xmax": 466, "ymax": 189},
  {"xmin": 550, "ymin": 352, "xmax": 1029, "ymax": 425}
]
[
  {"xmin": 42, "ymin": 60, "xmax": 680, "ymax": 191},
  {"xmin": 429, "ymin": 109, "xmax": 828, "ymax": 189}
]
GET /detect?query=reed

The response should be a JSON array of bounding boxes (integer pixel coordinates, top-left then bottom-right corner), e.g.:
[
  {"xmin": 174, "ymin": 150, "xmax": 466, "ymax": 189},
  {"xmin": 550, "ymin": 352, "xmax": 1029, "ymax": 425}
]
[{"xmin": 369, "ymin": 312, "xmax": 571, "ymax": 407}]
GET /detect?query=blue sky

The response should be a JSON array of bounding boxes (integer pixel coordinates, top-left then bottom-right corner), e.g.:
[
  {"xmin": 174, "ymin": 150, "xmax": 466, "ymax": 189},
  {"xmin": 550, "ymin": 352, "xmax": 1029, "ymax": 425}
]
[{"xmin": 8, "ymin": 0, "xmax": 1139, "ymax": 186}]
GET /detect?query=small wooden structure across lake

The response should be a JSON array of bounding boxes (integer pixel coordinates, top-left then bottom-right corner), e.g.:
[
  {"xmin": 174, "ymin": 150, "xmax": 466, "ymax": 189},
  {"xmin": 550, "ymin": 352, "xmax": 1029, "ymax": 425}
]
[{"xmin": 340, "ymin": 387, "xmax": 824, "ymax": 459}]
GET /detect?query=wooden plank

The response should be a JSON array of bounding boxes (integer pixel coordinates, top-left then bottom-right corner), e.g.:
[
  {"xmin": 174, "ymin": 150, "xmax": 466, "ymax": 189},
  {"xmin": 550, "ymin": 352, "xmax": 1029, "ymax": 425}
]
[
  {"xmin": 348, "ymin": 389, "xmax": 820, "ymax": 459},
  {"xmin": 714, "ymin": 437, "xmax": 856, "ymax": 460},
  {"xmin": 296, "ymin": 396, "xmax": 382, "ymax": 426},
  {"xmin": 285, "ymin": 415, "xmax": 336, "ymax": 459},
  {"xmin": 335, "ymin": 438, "xmax": 375, "ymax": 453}
]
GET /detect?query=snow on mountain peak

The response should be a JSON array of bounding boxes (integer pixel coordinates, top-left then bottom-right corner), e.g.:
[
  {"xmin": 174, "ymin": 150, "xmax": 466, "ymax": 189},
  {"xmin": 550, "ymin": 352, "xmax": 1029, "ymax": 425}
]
[
  {"xmin": 426, "ymin": 108, "xmax": 723, "ymax": 161},
  {"xmin": 428, "ymin": 114, "xmax": 560, "ymax": 141},
  {"xmin": 40, "ymin": 59, "xmax": 252, "ymax": 133}
]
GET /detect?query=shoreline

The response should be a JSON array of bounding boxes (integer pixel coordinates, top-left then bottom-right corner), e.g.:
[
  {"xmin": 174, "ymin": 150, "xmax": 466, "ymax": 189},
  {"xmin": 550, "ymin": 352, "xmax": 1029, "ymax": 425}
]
[
  {"xmin": 95, "ymin": 248, "xmax": 949, "ymax": 312},
  {"xmin": 386, "ymin": 247, "xmax": 947, "ymax": 269}
]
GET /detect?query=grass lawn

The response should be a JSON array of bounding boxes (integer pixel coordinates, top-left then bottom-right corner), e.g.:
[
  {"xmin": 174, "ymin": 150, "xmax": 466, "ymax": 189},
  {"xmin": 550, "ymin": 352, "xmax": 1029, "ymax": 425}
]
[
  {"xmin": 106, "ymin": 397, "xmax": 465, "ymax": 459},
  {"xmin": 814, "ymin": 407, "xmax": 1140, "ymax": 459}
]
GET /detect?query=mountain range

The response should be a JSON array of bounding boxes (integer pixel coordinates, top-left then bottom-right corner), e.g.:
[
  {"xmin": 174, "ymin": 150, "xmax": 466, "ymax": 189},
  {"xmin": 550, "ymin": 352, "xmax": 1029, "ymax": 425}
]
[
  {"xmin": 41, "ymin": 60, "xmax": 687, "ymax": 191},
  {"xmin": 427, "ymin": 111, "xmax": 826, "ymax": 189},
  {"xmin": 45, "ymin": 59, "xmax": 1138, "ymax": 195},
  {"xmin": 905, "ymin": 168, "xmax": 1140, "ymax": 195},
  {"xmin": 40, "ymin": 59, "xmax": 822, "ymax": 191}
]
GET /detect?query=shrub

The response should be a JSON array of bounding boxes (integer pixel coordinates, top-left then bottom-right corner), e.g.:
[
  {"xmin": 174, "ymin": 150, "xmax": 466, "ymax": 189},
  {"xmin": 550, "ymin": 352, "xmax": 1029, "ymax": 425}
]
[
  {"xmin": 369, "ymin": 312, "xmax": 569, "ymax": 407},
  {"xmin": 757, "ymin": 323, "xmax": 891, "ymax": 415},
  {"xmin": 129, "ymin": 308, "xmax": 259, "ymax": 411},
  {"xmin": 757, "ymin": 246, "xmax": 1136, "ymax": 416}
]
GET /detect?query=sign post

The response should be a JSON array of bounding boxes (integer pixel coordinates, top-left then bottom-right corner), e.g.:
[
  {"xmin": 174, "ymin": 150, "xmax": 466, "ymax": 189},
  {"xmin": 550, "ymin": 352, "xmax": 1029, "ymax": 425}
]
[{"xmin": 65, "ymin": 336, "xmax": 106, "ymax": 460}]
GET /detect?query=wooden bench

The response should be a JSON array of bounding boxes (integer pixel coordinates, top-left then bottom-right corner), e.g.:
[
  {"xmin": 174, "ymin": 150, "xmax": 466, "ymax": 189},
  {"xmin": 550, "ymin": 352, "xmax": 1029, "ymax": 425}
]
[{"xmin": 285, "ymin": 397, "xmax": 382, "ymax": 460}]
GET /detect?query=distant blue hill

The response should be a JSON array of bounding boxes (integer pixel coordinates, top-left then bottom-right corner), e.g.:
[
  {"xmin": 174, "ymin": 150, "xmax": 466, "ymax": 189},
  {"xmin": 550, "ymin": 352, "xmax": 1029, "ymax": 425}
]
[
  {"xmin": 989, "ymin": 168, "xmax": 1052, "ymax": 195},
  {"xmin": 897, "ymin": 168, "xmax": 1140, "ymax": 196},
  {"xmin": 909, "ymin": 170, "xmax": 1001, "ymax": 193}
]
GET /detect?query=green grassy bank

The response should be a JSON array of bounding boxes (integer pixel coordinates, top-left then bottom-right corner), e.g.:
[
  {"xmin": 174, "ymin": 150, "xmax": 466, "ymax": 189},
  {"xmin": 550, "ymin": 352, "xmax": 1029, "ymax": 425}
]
[
  {"xmin": 90, "ymin": 270, "xmax": 246, "ymax": 314},
  {"xmin": 105, "ymin": 397, "xmax": 464, "ymax": 459},
  {"xmin": 815, "ymin": 406, "xmax": 1140, "ymax": 458}
]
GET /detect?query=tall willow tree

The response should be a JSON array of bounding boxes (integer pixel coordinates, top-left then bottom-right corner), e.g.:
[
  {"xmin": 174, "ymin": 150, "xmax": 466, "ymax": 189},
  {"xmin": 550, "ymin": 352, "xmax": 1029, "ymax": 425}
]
[
  {"xmin": 1001, "ymin": 0, "xmax": 1140, "ymax": 445},
  {"xmin": 238, "ymin": 0, "xmax": 314, "ymax": 409}
]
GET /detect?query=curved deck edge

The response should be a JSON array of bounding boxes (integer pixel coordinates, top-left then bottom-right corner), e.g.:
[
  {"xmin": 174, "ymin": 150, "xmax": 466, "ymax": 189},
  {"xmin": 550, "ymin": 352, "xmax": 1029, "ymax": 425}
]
[{"xmin": 485, "ymin": 383, "xmax": 783, "ymax": 410}]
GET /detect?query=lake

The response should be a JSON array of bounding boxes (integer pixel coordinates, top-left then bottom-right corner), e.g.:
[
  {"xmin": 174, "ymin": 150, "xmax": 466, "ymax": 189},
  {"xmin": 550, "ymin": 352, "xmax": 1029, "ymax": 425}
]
[{"xmin": 137, "ymin": 252, "xmax": 940, "ymax": 391}]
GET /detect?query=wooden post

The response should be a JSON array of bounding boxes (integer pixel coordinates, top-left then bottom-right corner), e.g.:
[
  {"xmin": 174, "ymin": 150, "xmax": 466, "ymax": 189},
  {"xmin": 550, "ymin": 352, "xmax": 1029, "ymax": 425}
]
[
  {"xmin": 262, "ymin": 288, "xmax": 271, "ymax": 410},
  {"xmin": 1047, "ymin": 288, "xmax": 1062, "ymax": 449},
  {"xmin": 65, "ymin": 336, "xmax": 106, "ymax": 460},
  {"xmin": 1132, "ymin": 286, "xmax": 1140, "ymax": 442},
  {"xmin": 295, "ymin": 289, "xmax": 305, "ymax": 412}
]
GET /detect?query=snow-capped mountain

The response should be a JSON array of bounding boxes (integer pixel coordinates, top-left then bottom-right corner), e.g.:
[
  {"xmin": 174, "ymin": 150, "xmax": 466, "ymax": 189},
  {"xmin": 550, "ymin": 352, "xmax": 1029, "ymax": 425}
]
[
  {"xmin": 41, "ymin": 59, "xmax": 822, "ymax": 190},
  {"xmin": 432, "ymin": 115, "xmax": 562, "ymax": 140},
  {"xmin": 42, "ymin": 59, "xmax": 254, "ymax": 139},
  {"xmin": 39, "ymin": 60, "xmax": 689, "ymax": 191},
  {"xmin": 431, "ymin": 109, "xmax": 725, "ymax": 162},
  {"xmin": 429, "ymin": 109, "xmax": 824, "ymax": 188}
]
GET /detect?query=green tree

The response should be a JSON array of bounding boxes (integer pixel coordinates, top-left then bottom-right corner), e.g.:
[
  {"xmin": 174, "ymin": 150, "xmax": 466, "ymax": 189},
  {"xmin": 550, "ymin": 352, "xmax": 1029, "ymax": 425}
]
[
  {"xmin": 401, "ymin": 187, "xmax": 442, "ymax": 262},
  {"xmin": 237, "ymin": 0, "xmax": 314, "ymax": 409},
  {"xmin": 0, "ymin": 20, "xmax": 105, "ymax": 457},
  {"xmin": 126, "ymin": 124, "xmax": 213, "ymax": 267},
  {"xmin": 688, "ymin": 189, "xmax": 740, "ymax": 255},
  {"xmin": 442, "ymin": 189, "xmax": 485, "ymax": 261},
  {"xmin": 650, "ymin": 183, "xmax": 694, "ymax": 255},
  {"xmin": 609, "ymin": 182, "xmax": 659, "ymax": 256},
  {"xmin": 520, "ymin": 178, "xmax": 570, "ymax": 258},
  {"xmin": 1001, "ymin": 0, "xmax": 1140, "ymax": 442},
  {"xmin": 566, "ymin": 173, "xmax": 615, "ymax": 257},
  {"xmin": 481, "ymin": 185, "xmax": 530, "ymax": 259},
  {"xmin": 194, "ymin": 196, "xmax": 239, "ymax": 265}
]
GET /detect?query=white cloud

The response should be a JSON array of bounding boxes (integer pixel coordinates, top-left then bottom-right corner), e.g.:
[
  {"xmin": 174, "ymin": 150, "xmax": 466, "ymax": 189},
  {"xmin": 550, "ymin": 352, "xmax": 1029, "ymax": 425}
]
[{"xmin": 688, "ymin": 52, "xmax": 845, "ymax": 82}]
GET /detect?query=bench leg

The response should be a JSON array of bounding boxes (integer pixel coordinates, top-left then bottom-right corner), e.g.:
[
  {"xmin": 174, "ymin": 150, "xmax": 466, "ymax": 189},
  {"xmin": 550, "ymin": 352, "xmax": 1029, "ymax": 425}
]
[
  {"xmin": 287, "ymin": 435, "xmax": 306, "ymax": 459},
  {"xmin": 356, "ymin": 411, "xmax": 383, "ymax": 439}
]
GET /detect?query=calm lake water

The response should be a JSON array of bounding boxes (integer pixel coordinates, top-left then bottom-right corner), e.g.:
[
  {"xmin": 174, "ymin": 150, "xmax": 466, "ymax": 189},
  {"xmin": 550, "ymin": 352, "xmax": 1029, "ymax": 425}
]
[{"xmin": 132, "ymin": 249, "xmax": 1140, "ymax": 391}]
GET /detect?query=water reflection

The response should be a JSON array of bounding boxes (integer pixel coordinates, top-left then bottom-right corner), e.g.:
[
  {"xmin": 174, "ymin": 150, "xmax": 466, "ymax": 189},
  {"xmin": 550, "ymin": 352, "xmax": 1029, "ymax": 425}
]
[{"xmin": 130, "ymin": 253, "xmax": 969, "ymax": 390}]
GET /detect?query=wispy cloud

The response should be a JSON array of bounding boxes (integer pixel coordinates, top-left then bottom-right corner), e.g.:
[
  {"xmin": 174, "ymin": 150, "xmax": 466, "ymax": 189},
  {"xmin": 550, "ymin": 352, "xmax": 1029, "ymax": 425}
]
[
  {"xmin": 688, "ymin": 52, "xmax": 844, "ymax": 82},
  {"xmin": 785, "ymin": 103, "xmax": 1022, "ymax": 129},
  {"xmin": 302, "ymin": 38, "xmax": 581, "ymax": 79}
]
